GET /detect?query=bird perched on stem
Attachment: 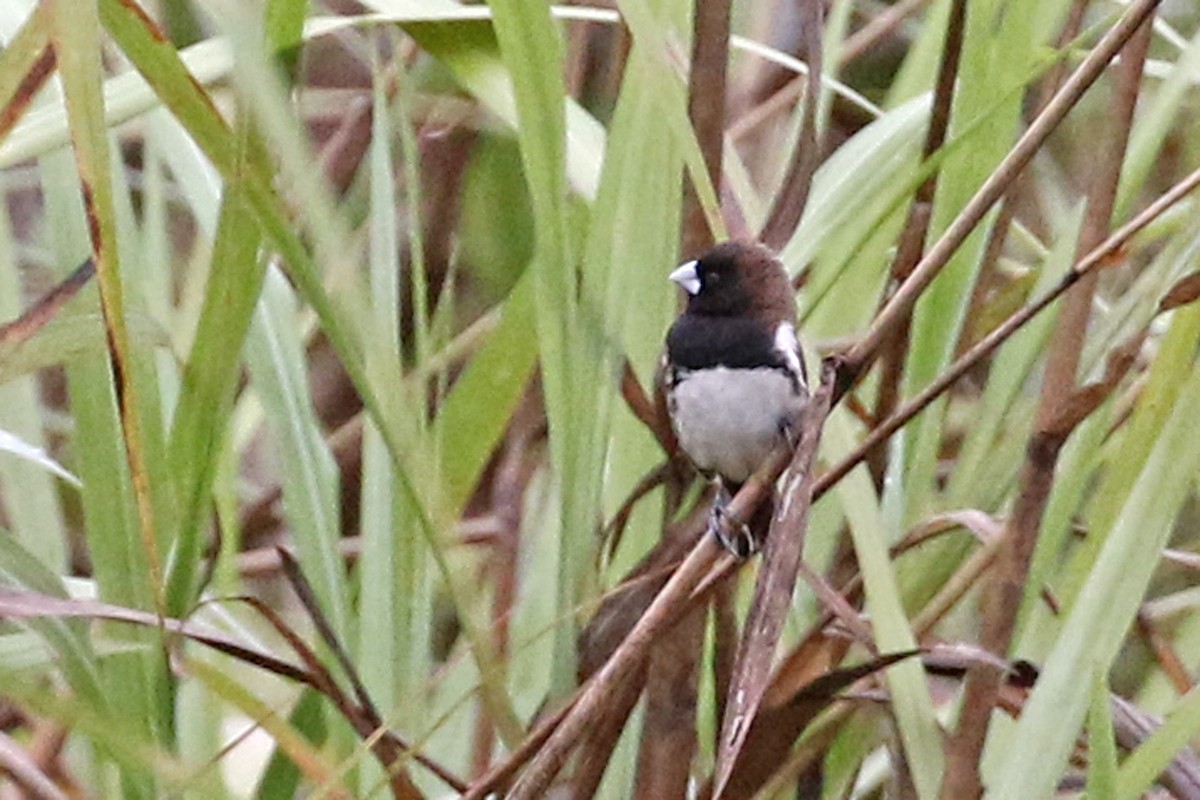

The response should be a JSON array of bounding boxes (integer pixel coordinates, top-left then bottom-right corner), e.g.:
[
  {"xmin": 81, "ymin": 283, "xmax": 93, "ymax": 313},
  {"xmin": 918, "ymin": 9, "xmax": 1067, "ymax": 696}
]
[{"xmin": 661, "ymin": 241, "xmax": 809, "ymax": 556}]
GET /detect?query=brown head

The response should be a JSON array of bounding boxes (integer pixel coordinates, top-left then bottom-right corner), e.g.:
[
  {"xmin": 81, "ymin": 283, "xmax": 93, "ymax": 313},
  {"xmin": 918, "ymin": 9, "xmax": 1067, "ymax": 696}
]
[{"xmin": 669, "ymin": 241, "xmax": 795, "ymax": 323}]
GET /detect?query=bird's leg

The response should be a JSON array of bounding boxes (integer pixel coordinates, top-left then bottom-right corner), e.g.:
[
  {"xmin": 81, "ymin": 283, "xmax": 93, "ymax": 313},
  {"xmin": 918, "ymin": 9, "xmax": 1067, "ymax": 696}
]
[
  {"xmin": 780, "ymin": 415, "xmax": 801, "ymax": 452},
  {"xmin": 708, "ymin": 478, "xmax": 757, "ymax": 558}
]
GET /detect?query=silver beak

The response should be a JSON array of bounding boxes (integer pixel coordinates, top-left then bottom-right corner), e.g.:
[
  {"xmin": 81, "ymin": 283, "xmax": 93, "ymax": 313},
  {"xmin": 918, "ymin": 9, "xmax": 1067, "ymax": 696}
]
[{"xmin": 669, "ymin": 260, "xmax": 701, "ymax": 296}]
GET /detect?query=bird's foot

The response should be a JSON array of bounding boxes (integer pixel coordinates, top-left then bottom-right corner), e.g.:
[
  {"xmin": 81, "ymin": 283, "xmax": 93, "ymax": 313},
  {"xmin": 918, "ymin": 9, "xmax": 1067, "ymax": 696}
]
[{"xmin": 708, "ymin": 480, "xmax": 757, "ymax": 558}]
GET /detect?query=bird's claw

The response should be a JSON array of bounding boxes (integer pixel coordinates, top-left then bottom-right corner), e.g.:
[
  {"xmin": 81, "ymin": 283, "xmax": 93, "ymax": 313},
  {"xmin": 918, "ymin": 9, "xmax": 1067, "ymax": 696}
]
[
  {"xmin": 708, "ymin": 481, "xmax": 757, "ymax": 558},
  {"xmin": 780, "ymin": 417, "xmax": 800, "ymax": 452}
]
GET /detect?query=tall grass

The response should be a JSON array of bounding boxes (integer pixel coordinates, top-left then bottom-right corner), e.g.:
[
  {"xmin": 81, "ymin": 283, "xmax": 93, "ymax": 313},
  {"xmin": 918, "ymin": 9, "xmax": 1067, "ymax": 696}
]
[{"xmin": 0, "ymin": 0, "xmax": 1199, "ymax": 798}]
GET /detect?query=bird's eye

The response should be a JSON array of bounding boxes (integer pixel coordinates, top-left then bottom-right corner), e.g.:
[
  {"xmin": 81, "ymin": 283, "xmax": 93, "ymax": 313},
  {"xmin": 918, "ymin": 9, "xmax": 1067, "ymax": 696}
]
[{"xmin": 706, "ymin": 270, "xmax": 720, "ymax": 285}]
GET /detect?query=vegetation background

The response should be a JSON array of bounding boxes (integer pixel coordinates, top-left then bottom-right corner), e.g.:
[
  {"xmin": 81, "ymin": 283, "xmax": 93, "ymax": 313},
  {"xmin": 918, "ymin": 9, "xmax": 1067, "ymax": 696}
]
[{"xmin": 2, "ymin": 0, "xmax": 1200, "ymax": 797}]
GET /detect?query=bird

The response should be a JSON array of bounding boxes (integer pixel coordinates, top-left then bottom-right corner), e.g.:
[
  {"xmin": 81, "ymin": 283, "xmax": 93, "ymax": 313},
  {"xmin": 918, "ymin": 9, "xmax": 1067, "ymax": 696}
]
[{"xmin": 661, "ymin": 241, "xmax": 809, "ymax": 556}]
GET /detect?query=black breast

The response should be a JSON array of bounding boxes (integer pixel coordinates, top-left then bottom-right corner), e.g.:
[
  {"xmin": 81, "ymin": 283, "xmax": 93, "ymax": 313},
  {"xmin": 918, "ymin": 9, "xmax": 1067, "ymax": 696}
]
[{"xmin": 666, "ymin": 315, "xmax": 786, "ymax": 372}]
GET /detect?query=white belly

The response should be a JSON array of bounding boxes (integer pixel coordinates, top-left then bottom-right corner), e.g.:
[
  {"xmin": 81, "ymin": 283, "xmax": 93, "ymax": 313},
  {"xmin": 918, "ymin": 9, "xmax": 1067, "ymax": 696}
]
[{"xmin": 669, "ymin": 366, "xmax": 806, "ymax": 484}]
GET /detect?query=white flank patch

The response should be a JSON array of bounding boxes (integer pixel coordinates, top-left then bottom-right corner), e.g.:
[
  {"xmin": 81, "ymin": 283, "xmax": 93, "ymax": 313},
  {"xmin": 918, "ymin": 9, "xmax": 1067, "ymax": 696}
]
[{"xmin": 774, "ymin": 322, "xmax": 806, "ymax": 386}]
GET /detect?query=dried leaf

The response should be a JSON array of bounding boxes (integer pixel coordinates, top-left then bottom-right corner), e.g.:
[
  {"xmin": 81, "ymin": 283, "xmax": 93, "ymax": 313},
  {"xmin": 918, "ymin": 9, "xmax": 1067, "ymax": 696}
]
[
  {"xmin": 625, "ymin": 358, "xmax": 675, "ymax": 453},
  {"xmin": 274, "ymin": 550, "xmax": 431, "ymax": 799},
  {"xmin": 0, "ymin": 586, "xmax": 443, "ymax": 798},
  {"xmin": 579, "ymin": 513, "xmax": 703, "ymax": 680},
  {"xmin": 1161, "ymin": 549, "xmax": 1200, "ymax": 572},
  {"xmin": 0, "ymin": 6, "xmax": 56, "ymax": 141},
  {"xmin": 572, "ymin": 671, "xmax": 646, "ymax": 800},
  {"xmin": 0, "ymin": 587, "xmax": 310, "ymax": 683},
  {"xmin": 505, "ymin": 386, "xmax": 802, "ymax": 798},
  {"xmin": 632, "ymin": 605, "xmax": 705, "ymax": 800},
  {"xmin": 0, "ymin": 259, "xmax": 95, "ymax": 353},
  {"xmin": 1111, "ymin": 694, "xmax": 1200, "ymax": 799},
  {"xmin": 278, "ymin": 549, "xmax": 375, "ymax": 717},
  {"xmin": 719, "ymin": 650, "xmax": 920, "ymax": 800},
  {"xmin": 1158, "ymin": 271, "xmax": 1200, "ymax": 313},
  {"xmin": 903, "ymin": 509, "xmax": 1003, "ymax": 547},
  {"xmin": 1044, "ymin": 330, "xmax": 1143, "ymax": 436},
  {"xmin": 601, "ymin": 461, "xmax": 674, "ymax": 562}
]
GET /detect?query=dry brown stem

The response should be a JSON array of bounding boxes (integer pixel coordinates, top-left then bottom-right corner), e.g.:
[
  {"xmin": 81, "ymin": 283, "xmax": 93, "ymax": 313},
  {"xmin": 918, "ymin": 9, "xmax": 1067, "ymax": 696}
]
[
  {"xmin": 869, "ymin": 0, "xmax": 966, "ymax": 483},
  {"xmin": 939, "ymin": 11, "xmax": 1155, "ymax": 798},
  {"xmin": 839, "ymin": 0, "xmax": 1165, "ymax": 393},
  {"xmin": 758, "ymin": 0, "xmax": 823, "ymax": 251},
  {"xmin": 680, "ymin": 0, "xmax": 733, "ymax": 256},
  {"xmin": 814, "ymin": 151, "xmax": 1200, "ymax": 500}
]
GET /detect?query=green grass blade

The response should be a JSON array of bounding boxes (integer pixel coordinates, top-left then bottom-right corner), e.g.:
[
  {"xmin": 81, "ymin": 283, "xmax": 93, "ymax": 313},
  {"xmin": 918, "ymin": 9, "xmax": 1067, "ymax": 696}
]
[
  {"xmin": 826, "ymin": 410, "xmax": 943, "ymax": 799},
  {"xmin": 435, "ymin": 274, "xmax": 538, "ymax": 518},
  {"xmin": 0, "ymin": 530, "xmax": 105, "ymax": 709},
  {"xmin": 486, "ymin": 0, "xmax": 583, "ymax": 695},
  {"xmin": 0, "ymin": 177, "xmax": 69, "ymax": 571},
  {"xmin": 164, "ymin": 127, "xmax": 267, "ymax": 615},
  {"xmin": 1088, "ymin": 670, "xmax": 1118, "ymax": 800},
  {"xmin": 899, "ymin": 0, "xmax": 1072, "ymax": 521},
  {"xmin": 244, "ymin": 268, "xmax": 349, "ymax": 636},
  {"xmin": 988, "ymin": 349, "xmax": 1200, "ymax": 800},
  {"xmin": 1115, "ymin": 680, "xmax": 1200, "ymax": 799}
]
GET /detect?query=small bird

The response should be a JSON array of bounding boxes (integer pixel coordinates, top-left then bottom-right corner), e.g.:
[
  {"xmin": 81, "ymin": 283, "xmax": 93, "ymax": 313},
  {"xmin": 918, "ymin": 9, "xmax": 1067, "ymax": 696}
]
[{"xmin": 661, "ymin": 241, "xmax": 809, "ymax": 555}]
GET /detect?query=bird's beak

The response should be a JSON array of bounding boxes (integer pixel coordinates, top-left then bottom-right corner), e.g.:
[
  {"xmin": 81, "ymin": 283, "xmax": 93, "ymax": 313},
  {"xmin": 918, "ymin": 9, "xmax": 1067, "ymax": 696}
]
[{"xmin": 669, "ymin": 260, "xmax": 701, "ymax": 296}]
